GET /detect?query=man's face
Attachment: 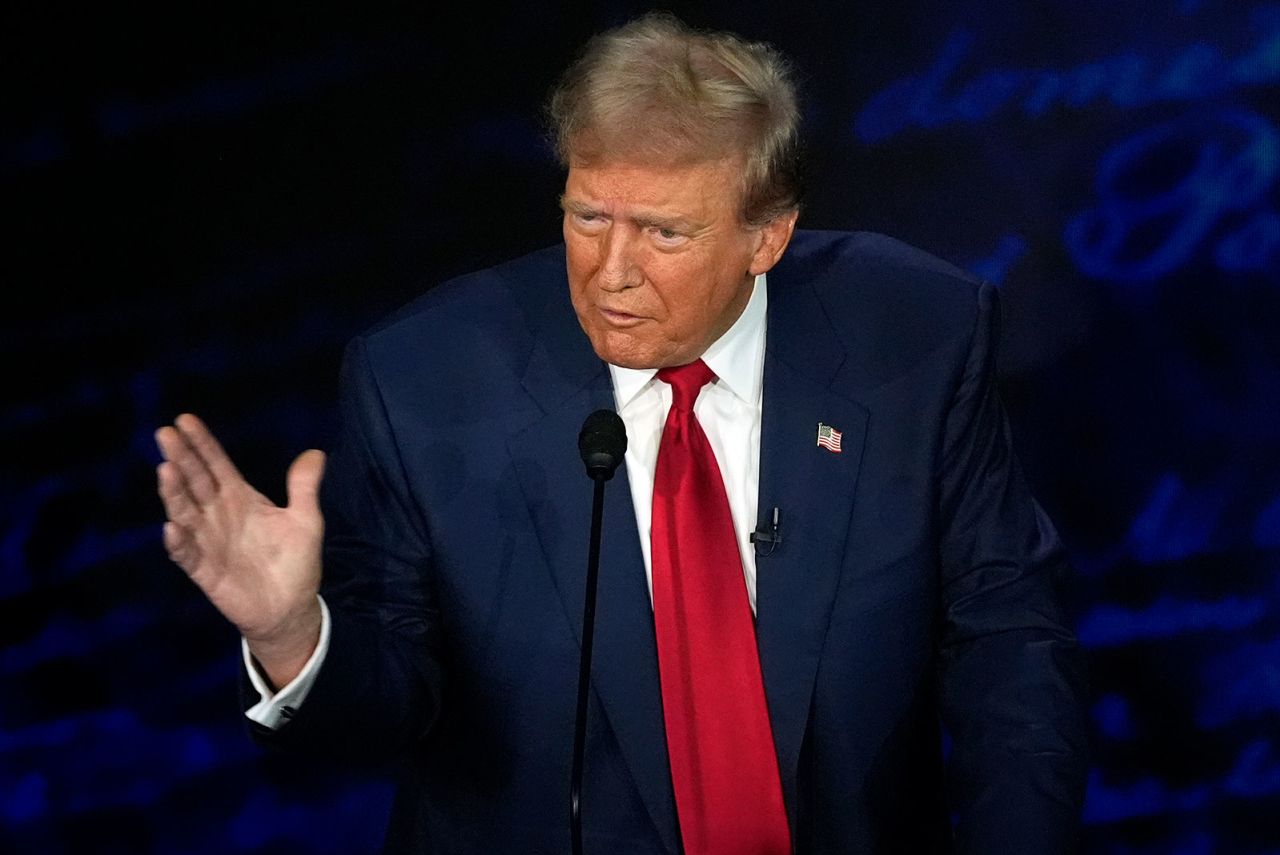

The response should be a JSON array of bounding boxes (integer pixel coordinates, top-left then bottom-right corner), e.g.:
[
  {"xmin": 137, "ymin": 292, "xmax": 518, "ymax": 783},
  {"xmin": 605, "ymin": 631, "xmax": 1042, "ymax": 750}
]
[{"xmin": 562, "ymin": 157, "xmax": 795, "ymax": 369}]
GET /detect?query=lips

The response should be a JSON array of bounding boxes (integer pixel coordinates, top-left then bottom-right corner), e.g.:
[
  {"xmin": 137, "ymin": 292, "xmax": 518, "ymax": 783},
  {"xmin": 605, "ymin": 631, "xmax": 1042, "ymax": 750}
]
[{"xmin": 598, "ymin": 307, "xmax": 648, "ymax": 327}]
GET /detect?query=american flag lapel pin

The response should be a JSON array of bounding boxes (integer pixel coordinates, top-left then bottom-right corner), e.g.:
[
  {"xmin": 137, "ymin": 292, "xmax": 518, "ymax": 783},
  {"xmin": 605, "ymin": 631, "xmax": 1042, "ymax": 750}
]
[{"xmin": 816, "ymin": 422, "xmax": 843, "ymax": 453}]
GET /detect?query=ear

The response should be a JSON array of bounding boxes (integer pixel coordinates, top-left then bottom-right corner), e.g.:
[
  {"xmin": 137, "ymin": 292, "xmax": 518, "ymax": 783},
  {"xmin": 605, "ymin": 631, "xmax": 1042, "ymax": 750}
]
[{"xmin": 748, "ymin": 209, "xmax": 800, "ymax": 276}]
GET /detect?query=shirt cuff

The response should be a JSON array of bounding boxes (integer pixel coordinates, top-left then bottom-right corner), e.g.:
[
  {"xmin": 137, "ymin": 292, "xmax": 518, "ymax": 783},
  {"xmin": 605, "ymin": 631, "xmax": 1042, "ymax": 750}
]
[{"xmin": 242, "ymin": 595, "xmax": 331, "ymax": 729}]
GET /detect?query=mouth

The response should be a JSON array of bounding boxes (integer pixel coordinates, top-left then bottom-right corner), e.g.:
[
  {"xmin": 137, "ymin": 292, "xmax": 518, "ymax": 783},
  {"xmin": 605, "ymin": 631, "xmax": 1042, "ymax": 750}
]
[{"xmin": 598, "ymin": 307, "xmax": 648, "ymax": 327}]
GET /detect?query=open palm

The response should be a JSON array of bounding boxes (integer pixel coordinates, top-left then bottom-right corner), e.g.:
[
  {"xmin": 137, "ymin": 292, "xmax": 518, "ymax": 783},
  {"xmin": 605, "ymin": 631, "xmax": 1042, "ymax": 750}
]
[{"xmin": 155, "ymin": 414, "xmax": 325, "ymax": 646}]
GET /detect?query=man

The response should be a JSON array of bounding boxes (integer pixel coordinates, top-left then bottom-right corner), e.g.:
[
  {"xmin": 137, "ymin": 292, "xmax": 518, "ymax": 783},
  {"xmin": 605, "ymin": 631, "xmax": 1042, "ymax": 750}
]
[{"xmin": 156, "ymin": 13, "xmax": 1087, "ymax": 854}]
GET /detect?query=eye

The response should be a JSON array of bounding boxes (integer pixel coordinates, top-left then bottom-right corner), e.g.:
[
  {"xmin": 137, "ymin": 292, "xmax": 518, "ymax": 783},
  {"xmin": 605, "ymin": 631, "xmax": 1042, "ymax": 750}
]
[
  {"xmin": 650, "ymin": 226, "xmax": 686, "ymax": 246},
  {"xmin": 571, "ymin": 212, "xmax": 606, "ymax": 232}
]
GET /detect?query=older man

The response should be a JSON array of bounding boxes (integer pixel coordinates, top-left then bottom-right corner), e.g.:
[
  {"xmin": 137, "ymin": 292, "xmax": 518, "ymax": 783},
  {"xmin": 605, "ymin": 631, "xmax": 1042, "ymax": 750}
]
[{"xmin": 156, "ymin": 13, "xmax": 1087, "ymax": 855}]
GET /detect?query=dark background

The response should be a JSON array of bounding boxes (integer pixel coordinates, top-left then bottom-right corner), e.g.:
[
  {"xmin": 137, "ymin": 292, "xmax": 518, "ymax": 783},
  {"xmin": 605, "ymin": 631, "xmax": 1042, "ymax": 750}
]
[{"xmin": 3, "ymin": 2, "xmax": 1279, "ymax": 852}]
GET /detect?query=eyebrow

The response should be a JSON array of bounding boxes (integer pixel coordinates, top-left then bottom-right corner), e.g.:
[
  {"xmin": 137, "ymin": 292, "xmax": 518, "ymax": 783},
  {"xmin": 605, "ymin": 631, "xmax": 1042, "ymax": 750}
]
[
  {"xmin": 559, "ymin": 196, "xmax": 703, "ymax": 232},
  {"xmin": 559, "ymin": 197, "xmax": 597, "ymax": 217}
]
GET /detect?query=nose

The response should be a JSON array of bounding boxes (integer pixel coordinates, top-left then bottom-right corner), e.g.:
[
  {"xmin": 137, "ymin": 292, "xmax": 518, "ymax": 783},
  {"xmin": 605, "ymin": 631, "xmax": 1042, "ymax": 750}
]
[{"xmin": 598, "ymin": 224, "xmax": 640, "ymax": 292}]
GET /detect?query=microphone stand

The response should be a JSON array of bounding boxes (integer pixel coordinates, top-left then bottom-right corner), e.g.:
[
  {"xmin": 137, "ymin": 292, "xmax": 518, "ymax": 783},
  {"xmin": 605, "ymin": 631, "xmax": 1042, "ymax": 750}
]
[
  {"xmin": 571, "ymin": 475, "xmax": 606, "ymax": 855},
  {"xmin": 571, "ymin": 408, "xmax": 625, "ymax": 854}
]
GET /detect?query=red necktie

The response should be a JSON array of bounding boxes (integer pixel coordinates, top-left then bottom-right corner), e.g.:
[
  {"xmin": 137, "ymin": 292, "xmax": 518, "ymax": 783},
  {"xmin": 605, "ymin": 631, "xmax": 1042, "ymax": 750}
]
[{"xmin": 651, "ymin": 360, "xmax": 791, "ymax": 855}]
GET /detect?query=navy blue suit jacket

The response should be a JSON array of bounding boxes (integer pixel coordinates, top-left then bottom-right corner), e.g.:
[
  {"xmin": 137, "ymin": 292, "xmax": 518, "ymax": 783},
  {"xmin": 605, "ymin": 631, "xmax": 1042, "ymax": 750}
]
[{"xmin": 248, "ymin": 231, "xmax": 1088, "ymax": 854}]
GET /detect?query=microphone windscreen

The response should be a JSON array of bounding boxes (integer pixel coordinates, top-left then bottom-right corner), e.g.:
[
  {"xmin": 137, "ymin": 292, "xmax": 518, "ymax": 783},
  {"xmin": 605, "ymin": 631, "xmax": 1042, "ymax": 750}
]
[{"xmin": 578, "ymin": 410, "xmax": 627, "ymax": 480}]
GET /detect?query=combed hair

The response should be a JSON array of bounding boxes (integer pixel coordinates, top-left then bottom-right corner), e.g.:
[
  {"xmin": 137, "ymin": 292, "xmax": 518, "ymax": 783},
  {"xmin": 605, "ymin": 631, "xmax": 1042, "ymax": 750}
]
[{"xmin": 546, "ymin": 12, "xmax": 803, "ymax": 226}]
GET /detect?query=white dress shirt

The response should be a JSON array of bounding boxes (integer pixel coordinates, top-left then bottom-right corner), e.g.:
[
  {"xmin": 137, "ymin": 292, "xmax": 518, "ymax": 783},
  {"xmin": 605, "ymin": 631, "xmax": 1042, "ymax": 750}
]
[{"xmin": 244, "ymin": 273, "xmax": 769, "ymax": 728}]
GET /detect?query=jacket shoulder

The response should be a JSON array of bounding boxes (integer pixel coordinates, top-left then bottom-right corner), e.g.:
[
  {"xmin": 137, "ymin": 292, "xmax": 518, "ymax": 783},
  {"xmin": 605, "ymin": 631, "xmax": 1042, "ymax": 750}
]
[
  {"xmin": 365, "ymin": 244, "xmax": 565, "ymax": 345},
  {"xmin": 347, "ymin": 244, "xmax": 567, "ymax": 410},
  {"xmin": 784, "ymin": 230, "xmax": 983, "ymax": 311},
  {"xmin": 779, "ymin": 230, "xmax": 991, "ymax": 388}
]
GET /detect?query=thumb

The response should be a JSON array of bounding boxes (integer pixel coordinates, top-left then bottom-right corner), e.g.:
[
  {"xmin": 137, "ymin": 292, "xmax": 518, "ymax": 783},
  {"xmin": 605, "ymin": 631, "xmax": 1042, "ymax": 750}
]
[{"xmin": 286, "ymin": 449, "xmax": 327, "ymax": 513}]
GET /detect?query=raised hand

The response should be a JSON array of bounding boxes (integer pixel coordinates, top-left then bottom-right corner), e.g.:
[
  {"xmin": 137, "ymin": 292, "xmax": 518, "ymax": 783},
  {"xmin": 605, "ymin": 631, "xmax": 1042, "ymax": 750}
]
[{"xmin": 155, "ymin": 413, "xmax": 326, "ymax": 688}]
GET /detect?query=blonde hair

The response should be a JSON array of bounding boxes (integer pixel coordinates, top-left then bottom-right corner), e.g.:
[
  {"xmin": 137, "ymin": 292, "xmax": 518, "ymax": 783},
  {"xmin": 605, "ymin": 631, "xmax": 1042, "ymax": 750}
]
[{"xmin": 547, "ymin": 12, "xmax": 802, "ymax": 226}]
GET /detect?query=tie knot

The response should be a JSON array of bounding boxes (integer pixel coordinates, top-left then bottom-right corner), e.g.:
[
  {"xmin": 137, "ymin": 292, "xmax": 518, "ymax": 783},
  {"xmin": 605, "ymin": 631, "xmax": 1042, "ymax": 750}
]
[{"xmin": 657, "ymin": 359, "xmax": 716, "ymax": 411}]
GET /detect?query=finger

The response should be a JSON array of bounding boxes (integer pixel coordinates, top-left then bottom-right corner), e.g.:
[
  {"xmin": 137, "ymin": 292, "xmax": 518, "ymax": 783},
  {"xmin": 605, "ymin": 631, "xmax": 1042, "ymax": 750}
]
[
  {"xmin": 175, "ymin": 413, "xmax": 245, "ymax": 492},
  {"xmin": 156, "ymin": 461, "xmax": 201, "ymax": 527},
  {"xmin": 286, "ymin": 450, "xmax": 326, "ymax": 517},
  {"xmin": 155, "ymin": 424, "xmax": 219, "ymax": 504},
  {"xmin": 162, "ymin": 521, "xmax": 203, "ymax": 572}
]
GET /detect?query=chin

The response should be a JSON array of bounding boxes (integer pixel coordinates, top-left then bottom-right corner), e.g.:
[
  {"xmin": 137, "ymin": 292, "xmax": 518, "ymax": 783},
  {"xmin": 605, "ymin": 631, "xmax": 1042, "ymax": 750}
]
[
  {"xmin": 592, "ymin": 345, "xmax": 657, "ymax": 370},
  {"xmin": 586, "ymin": 329, "xmax": 668, "ymax": 370}
]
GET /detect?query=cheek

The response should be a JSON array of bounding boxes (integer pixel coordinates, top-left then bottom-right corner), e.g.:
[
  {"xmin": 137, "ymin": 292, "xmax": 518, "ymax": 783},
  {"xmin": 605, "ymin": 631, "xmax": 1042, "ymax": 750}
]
[
  {"xmin": 648, "ymin": 259, "xmax": 716, "ymax": 321},
  {"xmin": 567, "ymin": 230, "xmax": 604, "ymax": 265},
  {"xmin": 564, "ymin": 244, "xmax": 593, "ymax": 294}
]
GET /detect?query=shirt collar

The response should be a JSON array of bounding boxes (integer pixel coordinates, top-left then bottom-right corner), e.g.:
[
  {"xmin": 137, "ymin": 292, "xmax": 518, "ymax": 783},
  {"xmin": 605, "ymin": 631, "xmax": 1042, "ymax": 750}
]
[{"xmin": 608, "ymin": 272, "xmax": 768, "ymax": 410}]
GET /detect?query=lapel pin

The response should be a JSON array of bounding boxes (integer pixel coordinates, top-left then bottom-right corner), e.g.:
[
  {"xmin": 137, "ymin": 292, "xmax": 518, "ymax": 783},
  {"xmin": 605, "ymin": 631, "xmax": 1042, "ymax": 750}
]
[{"xmin": 816, "ymin": 422, "xmax": 843, "ymax": 453}]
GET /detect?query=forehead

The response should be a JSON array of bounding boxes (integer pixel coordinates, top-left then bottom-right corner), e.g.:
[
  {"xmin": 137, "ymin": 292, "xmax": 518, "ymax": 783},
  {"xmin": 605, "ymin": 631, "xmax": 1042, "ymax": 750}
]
[{"xmin": 564, "ymin": 157, "xmax": 743, "ymax": 215}]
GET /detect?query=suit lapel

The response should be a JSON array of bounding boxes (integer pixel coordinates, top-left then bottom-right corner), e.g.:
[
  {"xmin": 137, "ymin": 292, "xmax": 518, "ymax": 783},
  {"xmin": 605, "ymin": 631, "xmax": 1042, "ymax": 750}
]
[
  {"xmin": 507, "ymin": 283, "xmax": 679, "ymax": 854},
  {"xmin": 756, "ymin": 254, "xmax": 869, "ymax": 792}
]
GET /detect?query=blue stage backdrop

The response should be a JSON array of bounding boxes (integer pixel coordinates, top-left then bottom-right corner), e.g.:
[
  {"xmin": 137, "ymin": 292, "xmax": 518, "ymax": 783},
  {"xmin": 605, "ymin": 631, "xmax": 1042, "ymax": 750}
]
[{"xmin": 3, "ymin": 2, "xmax": 1278, "ymax": 852}]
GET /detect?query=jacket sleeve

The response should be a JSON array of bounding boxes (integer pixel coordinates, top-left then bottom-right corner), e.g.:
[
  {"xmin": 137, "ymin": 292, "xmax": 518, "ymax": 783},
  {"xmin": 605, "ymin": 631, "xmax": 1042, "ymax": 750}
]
[
  {"xmin": 241, "ymin": 335, "xmax": 442, "ymax": 765},
  {"xmin": 935, "ymin": 282, "xmax": 1089, "ymax": 854}
]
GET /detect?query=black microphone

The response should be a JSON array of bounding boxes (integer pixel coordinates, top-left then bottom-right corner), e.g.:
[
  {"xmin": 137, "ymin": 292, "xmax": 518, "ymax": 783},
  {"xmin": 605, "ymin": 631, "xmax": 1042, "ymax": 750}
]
[
  {"xmin": 578, "ymin": 409, "xmax": 627, "ymax": 481},
  {"xmin": 750, "ymin": 506, "xmax": 783, "ymax": 556},
  {"xmin": 570, "ymin": 409, "xmax": 627, "ymax": 855}
]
